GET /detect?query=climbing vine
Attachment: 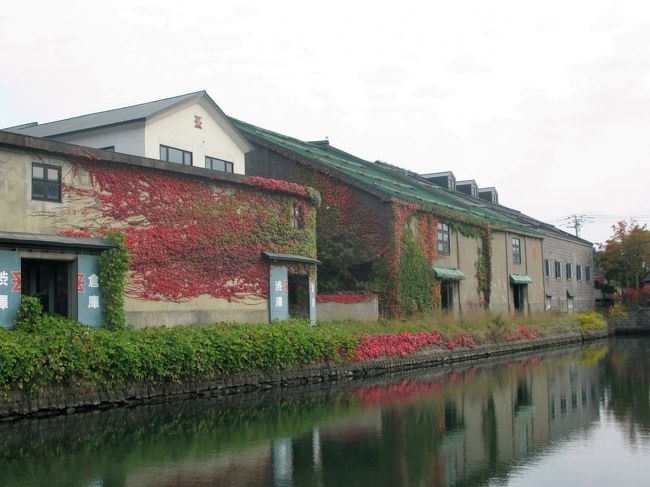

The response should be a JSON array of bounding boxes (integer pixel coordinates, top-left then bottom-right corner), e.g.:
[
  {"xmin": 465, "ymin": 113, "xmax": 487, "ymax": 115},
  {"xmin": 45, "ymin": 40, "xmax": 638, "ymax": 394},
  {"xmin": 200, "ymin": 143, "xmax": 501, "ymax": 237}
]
[
  {"xmin": 476, "ymin": 228, "xmax": 492, "ymax": 307},
  {"xmin": 55, "ymin": 161, "xmax": 316, "ymax": 303},
  {"xmin": 97, "ymin": 231, "xmax": 130, "ymax": 329}
]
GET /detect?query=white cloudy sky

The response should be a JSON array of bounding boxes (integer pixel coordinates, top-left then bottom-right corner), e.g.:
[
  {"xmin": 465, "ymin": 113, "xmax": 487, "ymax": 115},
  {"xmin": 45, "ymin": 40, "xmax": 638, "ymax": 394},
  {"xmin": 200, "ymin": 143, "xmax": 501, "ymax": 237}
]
[{"xmin": 2, "ymin": 0, "xmax": 649, "ymax": 244}]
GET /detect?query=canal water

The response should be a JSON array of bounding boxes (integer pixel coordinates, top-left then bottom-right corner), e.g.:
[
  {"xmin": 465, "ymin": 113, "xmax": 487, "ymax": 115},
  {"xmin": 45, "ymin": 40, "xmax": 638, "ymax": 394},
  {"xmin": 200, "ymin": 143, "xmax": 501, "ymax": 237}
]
[{"xmin": 1, "ymin": 337, "xmax": 649, "ymax": 487}]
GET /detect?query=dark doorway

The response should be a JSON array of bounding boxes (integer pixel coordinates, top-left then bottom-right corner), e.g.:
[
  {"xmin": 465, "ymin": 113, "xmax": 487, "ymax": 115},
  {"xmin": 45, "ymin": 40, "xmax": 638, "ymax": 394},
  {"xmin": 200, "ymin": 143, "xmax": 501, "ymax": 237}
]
[
  {"xmin": 288, "ymin": 274, "xmax": 309, "ymax": 318},
  {"xmin": 21, "ymin": 259, "xmax": 71, "ymax": 317},
  {"xmin": 512, "ymin": 284, "xmax": 525, "ymax": 312},
  {"xmin": 441, "ymin": 280, "xmax": 454, "ymax": 310}
]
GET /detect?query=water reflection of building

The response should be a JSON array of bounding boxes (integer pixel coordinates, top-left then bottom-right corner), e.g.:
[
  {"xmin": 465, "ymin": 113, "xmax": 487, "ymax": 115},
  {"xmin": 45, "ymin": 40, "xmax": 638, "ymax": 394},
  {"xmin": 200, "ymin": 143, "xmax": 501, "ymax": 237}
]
[{"xmin": 262, "ymin": 354, "xmax": 604, "ymax": 487}]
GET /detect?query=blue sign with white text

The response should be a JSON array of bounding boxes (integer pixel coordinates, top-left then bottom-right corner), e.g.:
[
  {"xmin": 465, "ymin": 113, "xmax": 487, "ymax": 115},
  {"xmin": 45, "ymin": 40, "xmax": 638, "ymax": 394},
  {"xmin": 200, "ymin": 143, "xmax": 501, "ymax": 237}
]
[
  {"xmin": 77, "ymin": 255, "xmax": 104, "ymax": 327},
  {"xmin": 0, "ymin": 250, "xmax": 21, "ymax": 329}
]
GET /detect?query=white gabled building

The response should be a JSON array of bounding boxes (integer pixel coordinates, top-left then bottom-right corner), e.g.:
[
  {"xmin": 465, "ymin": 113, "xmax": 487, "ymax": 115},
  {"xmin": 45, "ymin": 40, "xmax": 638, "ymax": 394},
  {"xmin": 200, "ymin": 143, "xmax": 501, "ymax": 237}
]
[{"xmin": 6, "ymin": 91, "xmax": 251, "ymax": 174}]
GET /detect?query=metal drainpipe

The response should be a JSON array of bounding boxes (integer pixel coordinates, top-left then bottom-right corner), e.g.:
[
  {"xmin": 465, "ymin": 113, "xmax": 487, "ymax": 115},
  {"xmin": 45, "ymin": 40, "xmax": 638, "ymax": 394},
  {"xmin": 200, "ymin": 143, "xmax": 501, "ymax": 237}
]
[
  {"xmin": 524, "ymin": 236, "xmax": 529, "ymax": 315},
  {"xmin": 505, "ymin": 232, "xmax": 511, "ymax": 312},
  {"xmin": 456, "ymin": 229, "xmax": 461, "ymax": 315}
]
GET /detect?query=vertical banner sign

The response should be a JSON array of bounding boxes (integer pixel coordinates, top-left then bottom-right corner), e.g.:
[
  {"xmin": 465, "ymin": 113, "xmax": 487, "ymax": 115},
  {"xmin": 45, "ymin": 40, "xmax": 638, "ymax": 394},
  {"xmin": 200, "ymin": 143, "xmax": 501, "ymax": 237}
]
[
  {"xmin": 309, "ymin": 276, "xmax": 317, "ymax": 326},
  {"xmin": 269, "ymin": 265, "xmax": 288, "ymax": 322},
  {"xmin": 77, "ymin": 255, "xmax": 103, "ymax": 327},
  {"xmin": 0, "ymin": 250, "xmax": 21, "ymax": 329}
]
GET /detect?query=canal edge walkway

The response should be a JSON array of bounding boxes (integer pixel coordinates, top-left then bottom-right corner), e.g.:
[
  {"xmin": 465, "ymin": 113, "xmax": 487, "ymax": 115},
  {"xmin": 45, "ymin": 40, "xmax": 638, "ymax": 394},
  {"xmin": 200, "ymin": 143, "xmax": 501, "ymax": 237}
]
[{"xmin": 0, "ymin": 327, "xmax": 611, "ymax": 421}]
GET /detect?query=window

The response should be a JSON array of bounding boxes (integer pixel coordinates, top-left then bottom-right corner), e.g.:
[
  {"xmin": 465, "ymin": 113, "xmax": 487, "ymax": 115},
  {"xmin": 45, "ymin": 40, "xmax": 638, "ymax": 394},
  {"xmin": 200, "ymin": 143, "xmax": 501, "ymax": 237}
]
[
  {"xmin": 441, "ymin": 281, "xmax": 454, "ymax": 310},
  {"xmin": 205, "ymin": 156, "xmax": 234, "ymax": 173},
  {"xmin": 545, "ymin": 295, "xmax": 552, "ymax": 311},
  {"xmin": 555, "ymin": 260, "xmax": 562, "ymax": 279},
  {"xmin": 585, "ymin": 266, "xmax": 591, "ymax": 281},
  {"xmin": 566, "ymin": 263, "xmax": 573, "ymax": 280},
  {"xmin": 291, "ymin": 204, "xmax": 302, "ymax": 229},
  {"xmin": 437, "ymin": 222, "xmax": 450, "ymax": 254},
  {"xmin": 576, "ymin": 264, "xmax": 582, "ymax": 281},
  {"xmin": 512, "ymin": 237, "xmax": 521, "ymax": 264},
  {"xmin": 32, "ymin": 163, "xmax": 61, "ymax": 202},
  {"xmin": 160, "ymin": 145, "xmax": 192, "ymax": 165},
  {"xmin": 544, "ymin": 259, "xmax": 551, "ymax": 278}
]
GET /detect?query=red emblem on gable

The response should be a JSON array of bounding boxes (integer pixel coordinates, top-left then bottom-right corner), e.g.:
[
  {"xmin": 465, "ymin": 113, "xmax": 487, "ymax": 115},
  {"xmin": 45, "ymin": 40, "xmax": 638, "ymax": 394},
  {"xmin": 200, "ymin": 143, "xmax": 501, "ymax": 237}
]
[{"xmin": 194, "ymin": 115, "xmax": 203, "ymax": 129}]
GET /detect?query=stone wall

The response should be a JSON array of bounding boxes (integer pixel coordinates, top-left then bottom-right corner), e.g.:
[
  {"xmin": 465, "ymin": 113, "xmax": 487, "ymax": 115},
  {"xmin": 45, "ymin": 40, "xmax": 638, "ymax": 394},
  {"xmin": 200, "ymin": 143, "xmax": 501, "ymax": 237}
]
[
  {"xmin": 0, "ymin": 327, "xmax": 609, "ymax": 421},
  {"xmin": 316, "ymin": 295, "xmax": 379, "ymax": 322},
  {"xmin": 615, "ymin": 307, "xmax": 650, "ymax": 334}
]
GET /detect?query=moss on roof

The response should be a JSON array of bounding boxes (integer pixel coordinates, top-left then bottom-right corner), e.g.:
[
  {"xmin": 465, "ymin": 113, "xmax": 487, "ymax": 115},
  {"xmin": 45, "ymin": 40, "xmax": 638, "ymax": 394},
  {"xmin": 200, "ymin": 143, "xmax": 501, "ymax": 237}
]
[{"xmin": 231, "ymin": 118, "xmax": 539, "ymax": 235}]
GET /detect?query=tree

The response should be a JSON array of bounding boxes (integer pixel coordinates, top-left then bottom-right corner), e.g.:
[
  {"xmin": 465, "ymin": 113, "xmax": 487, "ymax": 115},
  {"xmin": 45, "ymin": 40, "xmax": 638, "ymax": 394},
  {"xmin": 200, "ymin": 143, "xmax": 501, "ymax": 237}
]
[{"xmin": 596, "ymin": 221, "xmax": 650, "ymax": 290}]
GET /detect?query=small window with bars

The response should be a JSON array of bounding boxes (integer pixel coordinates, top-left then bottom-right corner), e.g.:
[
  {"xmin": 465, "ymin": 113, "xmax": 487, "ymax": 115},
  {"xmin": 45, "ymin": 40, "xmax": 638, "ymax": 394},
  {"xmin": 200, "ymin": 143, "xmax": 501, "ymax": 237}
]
[
  {"xmin": 32, "ymin": 163, "xmax": 61, "ymax": 202},
  {"xmin": 437, "ymin": 222, "xmax": 450, "ymax": 254},
  {"xmin": 291, "ymin": 204, "xmax": 303, "ymax": 229},
  {"xmin": 512, "ymin": 237, "xmax": 521, "ymax": 264}
]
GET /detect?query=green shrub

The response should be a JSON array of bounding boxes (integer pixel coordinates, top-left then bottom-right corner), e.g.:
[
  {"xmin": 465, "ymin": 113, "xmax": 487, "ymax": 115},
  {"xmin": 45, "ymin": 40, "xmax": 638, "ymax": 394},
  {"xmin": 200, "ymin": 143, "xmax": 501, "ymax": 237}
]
[
  {"xmin": 98, "ymin": 231, "xmax": 130, "ymax": 330},
  {"xmin": 0, "ymin": 318, "xmax": 361, "ymax": 395},
  {"xmin": 14, "ymin": 296, "xmax": 44, "ymax": 333}
]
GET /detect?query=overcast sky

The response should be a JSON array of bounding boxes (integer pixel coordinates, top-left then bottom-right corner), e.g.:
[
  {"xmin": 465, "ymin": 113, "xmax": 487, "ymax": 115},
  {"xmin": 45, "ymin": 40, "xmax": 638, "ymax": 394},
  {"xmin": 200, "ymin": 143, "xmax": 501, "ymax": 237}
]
[{"xmin": 2, "ymin": 0, "xmax": 649, "ymax": 244}]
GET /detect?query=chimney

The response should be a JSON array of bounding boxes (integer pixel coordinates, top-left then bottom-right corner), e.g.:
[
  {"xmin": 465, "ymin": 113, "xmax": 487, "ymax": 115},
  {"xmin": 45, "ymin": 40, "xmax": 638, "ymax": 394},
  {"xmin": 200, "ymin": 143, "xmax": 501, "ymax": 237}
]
[{"xmin": 420, "ymin": 171, "xmax": 456, "ymax": 190}]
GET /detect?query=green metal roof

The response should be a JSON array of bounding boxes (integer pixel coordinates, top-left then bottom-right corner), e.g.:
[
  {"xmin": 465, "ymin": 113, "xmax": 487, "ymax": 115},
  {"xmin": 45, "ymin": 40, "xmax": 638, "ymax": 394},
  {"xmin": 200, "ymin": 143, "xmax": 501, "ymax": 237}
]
[
  {"xmin": 230, "ymin": 118, "xmax": 539, "ymax": 235},
  {"xmin": 509, "ymin": 274, "xmax": 533, "ymax": 285},
  {"xmin": 432, "ymin": 266, "xmax": 466, "ymax": 280},
  {"xmin": 262, "ymin": 251, "xmax": 321, "ymax": 265}
]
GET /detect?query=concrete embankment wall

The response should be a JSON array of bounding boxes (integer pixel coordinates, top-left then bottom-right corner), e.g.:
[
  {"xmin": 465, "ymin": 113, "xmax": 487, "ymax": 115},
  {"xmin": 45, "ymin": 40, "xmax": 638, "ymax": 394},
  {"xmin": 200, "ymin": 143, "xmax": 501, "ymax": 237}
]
[
  {"xmin": 0, "ymin": 328, "xmax": 609, "ymax": 421},
  {"xmin": 615, "ymin": 307, "xmax": 650, "ymax": 334}
]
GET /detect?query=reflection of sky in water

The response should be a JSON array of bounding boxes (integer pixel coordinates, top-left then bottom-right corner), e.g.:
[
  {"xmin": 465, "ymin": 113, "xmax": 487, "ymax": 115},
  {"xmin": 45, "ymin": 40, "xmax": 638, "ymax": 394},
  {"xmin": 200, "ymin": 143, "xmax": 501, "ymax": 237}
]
[{"xmin": 501, "ymin": 413, "xmax": 650, "ymax": 487}]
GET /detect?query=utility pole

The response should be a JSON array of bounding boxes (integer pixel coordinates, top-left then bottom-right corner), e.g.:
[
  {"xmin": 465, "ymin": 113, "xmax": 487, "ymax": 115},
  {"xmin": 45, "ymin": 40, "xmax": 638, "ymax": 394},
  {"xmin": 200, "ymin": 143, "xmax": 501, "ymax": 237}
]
[{"xmin": 565, "ymin": 214, "xmax": 587, "ymax": 237}]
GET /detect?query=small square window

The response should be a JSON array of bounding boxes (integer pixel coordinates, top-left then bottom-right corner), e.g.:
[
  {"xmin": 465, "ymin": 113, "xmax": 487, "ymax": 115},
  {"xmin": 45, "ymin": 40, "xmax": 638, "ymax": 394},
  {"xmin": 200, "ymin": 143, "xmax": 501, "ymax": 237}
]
[{"xmin": 32, "ymin": 162, "xmax": 61, "ymax": 202}]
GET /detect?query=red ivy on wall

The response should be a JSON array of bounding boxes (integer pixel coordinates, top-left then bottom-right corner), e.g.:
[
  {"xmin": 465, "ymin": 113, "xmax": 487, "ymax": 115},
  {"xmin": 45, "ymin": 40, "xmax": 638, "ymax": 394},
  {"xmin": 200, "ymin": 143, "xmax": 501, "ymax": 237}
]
[{"xmin": 59, "ymin": 162, "xmax": 315, "ymax": 302}]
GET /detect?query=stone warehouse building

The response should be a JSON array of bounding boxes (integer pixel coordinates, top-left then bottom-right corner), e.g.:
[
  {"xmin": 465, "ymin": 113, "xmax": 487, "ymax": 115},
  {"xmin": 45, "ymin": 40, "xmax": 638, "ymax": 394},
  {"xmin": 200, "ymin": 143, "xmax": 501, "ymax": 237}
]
[
  {"xmin": 0, "ymin": 131, "xmax": 319, "ymax": 328},
  {"xmin": 231, "ymin": 119, "xmax": 546, "ymax": 317}
]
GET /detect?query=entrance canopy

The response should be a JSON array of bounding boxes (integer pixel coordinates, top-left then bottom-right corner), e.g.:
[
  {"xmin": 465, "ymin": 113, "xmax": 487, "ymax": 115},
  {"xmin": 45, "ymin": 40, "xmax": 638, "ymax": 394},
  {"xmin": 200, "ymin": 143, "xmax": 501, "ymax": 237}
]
[
  {"xmin": 509, "ymin": 274, "xmax": 532, "ymax": 285},
  {"xmin": 432, "ymin": 266, "xmax": 465, "ymax": 280},
  {"xmin": 262, "ymin": 251, "xmax": 321, "ymax": 265}
]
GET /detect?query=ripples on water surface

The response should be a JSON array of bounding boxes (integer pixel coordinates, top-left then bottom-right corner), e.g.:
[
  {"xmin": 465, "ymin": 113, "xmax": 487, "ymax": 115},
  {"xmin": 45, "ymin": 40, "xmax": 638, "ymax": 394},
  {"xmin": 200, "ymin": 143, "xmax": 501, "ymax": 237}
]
[{"xmin": 1, "ymin": 338, "xmax": 649, "ymax": 486}]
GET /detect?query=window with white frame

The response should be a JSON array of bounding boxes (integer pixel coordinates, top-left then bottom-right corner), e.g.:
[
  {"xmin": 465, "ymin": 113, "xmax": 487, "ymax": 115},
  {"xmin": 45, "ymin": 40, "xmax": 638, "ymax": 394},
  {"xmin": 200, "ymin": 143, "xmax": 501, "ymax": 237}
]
[
  {"xmin": 544, "ymin": 259, "xmax": 551, "ymax": 278},
  {"xmin": 555, "ymin": 260, "xmax": 562, "ymax": 279},
  {"xmin": 576, "ymin": 264, "xmax": 582, "ymax": 281},
  {"xmin": 566, "ymin": 263, "xmax": 573, "ymax": 280}
]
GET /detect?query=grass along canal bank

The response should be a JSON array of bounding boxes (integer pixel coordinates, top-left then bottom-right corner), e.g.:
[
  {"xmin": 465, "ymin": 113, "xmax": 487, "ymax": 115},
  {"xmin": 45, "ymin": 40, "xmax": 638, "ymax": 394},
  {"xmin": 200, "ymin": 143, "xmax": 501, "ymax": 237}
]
[{"xmin": 0, "ymin": 309, "xmax": 612, "ymax": 421}]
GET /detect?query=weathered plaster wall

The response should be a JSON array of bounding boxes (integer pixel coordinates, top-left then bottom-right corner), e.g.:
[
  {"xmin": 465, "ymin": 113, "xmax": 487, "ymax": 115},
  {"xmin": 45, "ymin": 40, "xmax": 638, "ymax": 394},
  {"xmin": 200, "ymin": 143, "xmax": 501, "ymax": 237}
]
[
  {"xmin": 0, "ymin": 146, "xmax": 314, "ymax": 327},
  {"xmin": 316, "ymin": 295, "xmax": 379, "ymax": 322},
  {"xmin": 490, "ymin": 232, "xmax": 544, "ymax": 314},
  {"xmin": 435, "ymin": 230, "xmax": 482, "ymax": 313},
  {"xmin": 542, "ymin": 234, "xmax": 596, "ymax": 312}
]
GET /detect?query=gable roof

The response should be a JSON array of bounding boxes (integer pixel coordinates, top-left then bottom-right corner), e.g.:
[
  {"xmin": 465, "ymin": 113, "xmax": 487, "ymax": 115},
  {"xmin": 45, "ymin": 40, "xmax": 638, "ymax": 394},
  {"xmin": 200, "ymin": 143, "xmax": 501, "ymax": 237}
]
[
  {"xmin": 5, "ymin": 91, "xmax": 251, "ymax": 152},
  {"xmin": 230, "ymin": 118, "xmax": 539, "ymax": 235}
]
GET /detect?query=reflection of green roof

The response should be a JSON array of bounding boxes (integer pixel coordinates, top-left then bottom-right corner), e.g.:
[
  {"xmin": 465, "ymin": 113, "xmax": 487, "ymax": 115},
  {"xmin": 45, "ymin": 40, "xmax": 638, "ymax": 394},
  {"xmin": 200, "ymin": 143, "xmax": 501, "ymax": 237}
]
[
  {"xmin": 432, "ymin": 267, "xmax": 465, "ymax": 280},
  {"xmin": 230, "ymin": 118, "xmax": 539, "ymax": 235},
  {"xmin": 510, "ymin": 274, "xmax": 533, "ymax": 284}
]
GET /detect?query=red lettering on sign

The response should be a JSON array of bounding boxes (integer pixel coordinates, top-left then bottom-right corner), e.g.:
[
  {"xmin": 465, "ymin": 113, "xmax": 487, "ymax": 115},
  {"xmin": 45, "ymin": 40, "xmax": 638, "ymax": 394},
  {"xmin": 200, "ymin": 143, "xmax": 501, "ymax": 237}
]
[
  {"xmin": 283, "ymin": 281, "xmax": 289, "ymax": 295},
  {"xmin": 77, "ymin": 273, "xmax": 85, "ymax": 293},
  {"xmin": 11, "ymin": 271, "xmax": 21, "ymax": 292}
]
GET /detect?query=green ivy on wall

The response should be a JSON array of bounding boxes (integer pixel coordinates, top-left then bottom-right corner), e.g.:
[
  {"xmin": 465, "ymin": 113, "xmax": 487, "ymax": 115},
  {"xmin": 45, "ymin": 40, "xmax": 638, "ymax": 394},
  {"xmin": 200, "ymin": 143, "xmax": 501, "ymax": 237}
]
[
  {"xmin": 397, "ymin": 228, "xmax": 433, "ymax": 315},
  {"xmin": 475, "ymin": 228, "xmax": 492, "ymax": 307},
  {"xmin": 98, "ymin": 232, "xmax": 130, "ymax": 330}
]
